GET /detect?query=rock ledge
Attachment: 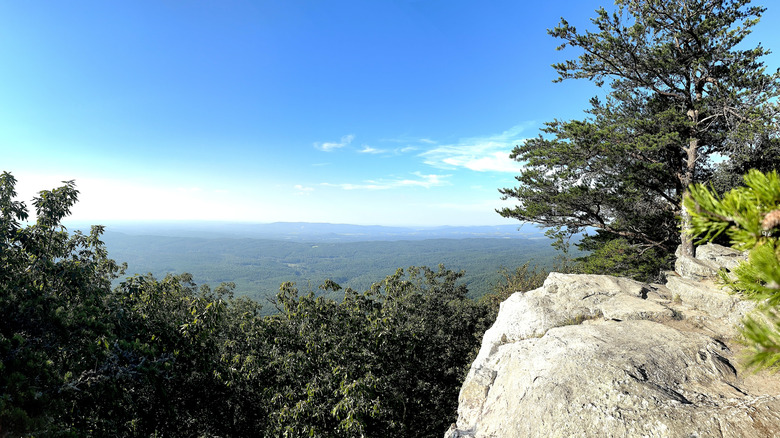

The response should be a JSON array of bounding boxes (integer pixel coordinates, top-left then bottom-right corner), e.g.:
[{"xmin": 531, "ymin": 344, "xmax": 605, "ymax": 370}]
[{"xmin": 446, "ymin": 244, "xmax": 780, "ymax": 438}]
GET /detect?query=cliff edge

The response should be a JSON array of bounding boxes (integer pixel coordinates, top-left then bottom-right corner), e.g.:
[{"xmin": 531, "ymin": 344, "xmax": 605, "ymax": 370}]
[{"xmin": 446, "ymin": 243, "xmax": 780, "ymax": 438}]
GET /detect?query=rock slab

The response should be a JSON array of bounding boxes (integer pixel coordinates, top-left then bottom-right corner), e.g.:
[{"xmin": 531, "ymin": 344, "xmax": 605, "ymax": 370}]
[{"xmin": 446, "ymin": 269, "xmax": 779, "ymax": 438}]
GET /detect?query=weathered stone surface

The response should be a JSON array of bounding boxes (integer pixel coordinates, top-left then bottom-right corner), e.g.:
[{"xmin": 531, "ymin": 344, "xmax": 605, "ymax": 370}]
[
  {"xmin": 454, "ymin": 321, "xmax": 780, "ymax": 438},
  {"xmin": 696, "ymin": 242, "xmax": 747, "ymax": 272},
  {"xmin": 600, "ymin": 294, "xmax": 674, "ymax": 321},
  {"xmin": 447, "ymin": 269, "xmax": 778, "ymax": 438},
  {"xmin": 675, "ymin": 254, "xmax": 718, "ymax": 280},
  {"xmin": 664, "ymin": 275, "xmax": 754, "ymax": 322},
  {"xmin": 674, "ymin": 243, "xmax": 747, "ymax": 281},
  {"xmin": 471, "ymin": 273, "xmax": 649, "ymax": 369}
]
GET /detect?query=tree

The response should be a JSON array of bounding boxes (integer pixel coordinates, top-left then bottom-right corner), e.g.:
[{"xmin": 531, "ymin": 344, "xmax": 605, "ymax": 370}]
[
  {"xmin": 498, "ymin": 0, "xmax": 779, "ymax": 268},
  {"xmin": 0, "ymin": 172, "xmax": 257, "ymax": 436},
  {"xmin": 685, "ymin": 169, "xmax": 780, "ymax": 369},
  {"xmin": 478, "ymin": 262, "xmax": 548, "ymax": 315},
  {"xmin": 710, "ymin": 133, "xmax": 780, "ymax": 195},
  {"xmin": 576, "ymin": 235, "xmax": 672, "ymax": 282},
  {"xmin": 266, "ymin": 265, "xmax": 491, "ymax": 437},
  {"xmin": 0, "ymin": 172, "xmax": 126, "ymax": 435}
]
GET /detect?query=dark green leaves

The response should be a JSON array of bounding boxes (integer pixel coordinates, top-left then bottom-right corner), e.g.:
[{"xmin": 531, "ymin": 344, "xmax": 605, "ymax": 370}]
[
  {"xmin": 501, "ymin": 0, "xmax": 779, "ymax": 275},
  {"xmin": 1, "ymin": 173, "xmax": 495, "ymax": 437}
]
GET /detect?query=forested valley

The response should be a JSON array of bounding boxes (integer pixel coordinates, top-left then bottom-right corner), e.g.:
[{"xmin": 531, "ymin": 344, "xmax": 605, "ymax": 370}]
[{"xmin": 98, "ymin": 230, "xmax": 560, "ymax": 310}]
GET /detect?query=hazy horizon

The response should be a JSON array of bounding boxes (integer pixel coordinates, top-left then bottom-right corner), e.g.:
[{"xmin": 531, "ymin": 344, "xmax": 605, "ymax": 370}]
[{"xmin": 61, "ymin": 218, "xmax": 539, "ymax": 229}]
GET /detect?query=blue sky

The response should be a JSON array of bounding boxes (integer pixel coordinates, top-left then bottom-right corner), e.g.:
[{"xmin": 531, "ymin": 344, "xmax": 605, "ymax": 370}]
[{"xmin": 3, "ymin": 1, "xmax": 780, "ymax": 226}]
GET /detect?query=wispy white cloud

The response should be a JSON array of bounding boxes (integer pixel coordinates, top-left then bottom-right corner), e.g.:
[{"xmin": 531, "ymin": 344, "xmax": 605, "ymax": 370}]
[
  {"xmin": 419, "ymin": 124, "xmax": 530, "ymax": 173},
  {"xmin": 321, "ymin": 172, "xmax": 450, "ymax": 190},
  {"xmin": 440, "ymin": 150, "xmax": 520, "ymax": 172},
  {"xmin": 358, "ymin": 145, "xmax": 387, "ymax": 154},
  {"xmin": 358, "ymin": 144, "xmax": 418, "ymax": 156},
  {"xmin": 314, "ymin": 134, "xmax": 355, "ymax": 152},
  {"xmin": 377, "ymin": 137, "xmax": 438, "ymax": 147},
  {"xmin": 294, "ymin": 184, "xmax": 314, "ymax": 195}
]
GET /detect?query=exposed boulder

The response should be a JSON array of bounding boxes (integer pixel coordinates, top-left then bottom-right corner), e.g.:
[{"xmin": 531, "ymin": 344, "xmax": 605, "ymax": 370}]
[
  {"xmin": 695, "ymin": 243, "xmax": 747, "ymax": 272},
  {"xmin": 674, "ymin": 254, "xmax": 717, "ymax": 280},
  {"xmin": 446, "ymin": 246, "xmax": 779, "ymax": 438},
  {"xmin": 471, "ymin": 273, "xmax": 670, "ymax": 370},
  {"xmin": 664, "ymin": 276, "xmax": 754, "ymax": 324},
  {"xmin": 675, "ymin": 242, "xmax": 747, "ymax": 281}
]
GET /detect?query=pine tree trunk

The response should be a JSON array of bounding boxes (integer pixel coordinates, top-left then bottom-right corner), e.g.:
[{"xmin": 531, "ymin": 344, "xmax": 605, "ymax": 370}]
[
  {"xmin": 679, "ymin": 131, "xmax": 699, "ymax": 257},
  {"xmin": 679, "ymin": 193, "xmax": 695, "ymax": 256}
]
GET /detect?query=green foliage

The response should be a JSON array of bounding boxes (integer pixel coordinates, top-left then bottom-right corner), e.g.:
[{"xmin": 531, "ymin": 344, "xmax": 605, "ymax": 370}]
[
  {"xmin": 710, "ymin": 135, "xmax": 780, "ymax": 195},
  {"xmin": 575, "ymin": 232, "xmax": 673, "ymax": 283},
  {"xmin": 0, "ymin": 171, "xmax": 126, "ymax": 435},
  {"xmin": 686, "ymin": 170, "xmax": 780, "ymax": 252},
  {"xmin": 266, "ymin": 265, "xmax": 490, "ymax": 437},
  {"xmin": 685, "ymin": 170, "xmax": 780, "ymax": 370},
  {"xmin": 97, "ymin": 273, "xmax": 249, "ymax": 436},
  {"xmin": 499, "ymin": 0, "xmax": 779, "ymax": 274},
  {"xmin": 499, "ymin": 95, "xmax": 685, "ymax": 251},
  {"xmin": 479, "ymin": 263, "xmax": 548, "ymax": 317},
  {"xmin": 101, "ymin": 232, "xmax": 560, "ymax": 307},
  {"xmin": 1, "ymin": 172, "xmax": 497, "ymax": 437}
]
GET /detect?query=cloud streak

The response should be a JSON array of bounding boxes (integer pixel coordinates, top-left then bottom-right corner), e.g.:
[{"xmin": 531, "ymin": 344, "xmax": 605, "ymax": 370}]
[
  {"xmin": 321, "ymin": 172, "xmax": 449, "ymax": 190},
  {"xmin": 314, "ymin": 134, "xmax": 355, "ymax": 152},
  {"xmin": 419, "ymin": 125, "xmax": 530, "ymax": 173},
  {"xmin": 294, "ymin": 184, "xmax": 314, "ymax": 195},
  {"xmin": 357, "ymin": 145, "xmax": 416, "ymax": 155},
  {"xmin": 358, "ymin": 145, "xmax": 387, "ymax": 154}
]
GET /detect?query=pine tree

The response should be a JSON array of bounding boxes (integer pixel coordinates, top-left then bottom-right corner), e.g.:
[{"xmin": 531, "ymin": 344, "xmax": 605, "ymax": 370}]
[{"xmin": 499, "ymin": 0, "xmax": 780, "ymax": 272}]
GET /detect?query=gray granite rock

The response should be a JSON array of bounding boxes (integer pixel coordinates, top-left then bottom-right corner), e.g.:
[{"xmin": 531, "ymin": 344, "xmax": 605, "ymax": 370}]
[
  {"xmin": 675, "ymin": 254, "xmax": 718, "ymax": 280},
  {"xmin": 447, "ymin": 272, "xmax": 777, "ymax": 438},
  {"xmin": 695, "ymin": 242, "xmax": 747, "ymax": 272},
  {"xmin": 454, "ymin": 320, "xmax": 780, "ymax": 438}
]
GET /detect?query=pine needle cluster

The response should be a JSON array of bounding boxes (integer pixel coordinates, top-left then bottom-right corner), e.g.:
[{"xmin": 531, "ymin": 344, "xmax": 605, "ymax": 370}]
[{"xmin": 685, "ymin": 170, "xmax": 780, "ymax": 369}]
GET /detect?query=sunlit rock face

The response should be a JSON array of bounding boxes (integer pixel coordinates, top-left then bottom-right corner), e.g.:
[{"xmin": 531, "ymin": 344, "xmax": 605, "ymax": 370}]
[{"xmin": 446, "ymin": 244, "xmax": 780, "ymax": 438}]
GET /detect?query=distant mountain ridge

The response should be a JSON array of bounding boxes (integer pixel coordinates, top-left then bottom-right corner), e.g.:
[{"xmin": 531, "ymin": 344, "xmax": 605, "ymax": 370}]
[{"xmin": 66, "ymin": 221, "xmax": 546, "ymax": 242}]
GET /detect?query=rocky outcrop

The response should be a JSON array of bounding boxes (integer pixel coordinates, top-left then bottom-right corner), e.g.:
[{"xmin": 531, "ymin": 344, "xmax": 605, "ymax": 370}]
[
  {"xmin": 675, "ymin": 242, "xmax": 747, "ymax": 281},
  {"xmin": 446, "ymin": 244, "xmax": 780, "ymax": 438}
]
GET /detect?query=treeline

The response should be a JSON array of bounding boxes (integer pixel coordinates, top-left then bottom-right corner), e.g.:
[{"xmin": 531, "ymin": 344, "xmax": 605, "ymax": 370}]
[{"xmin": 0, "ymin": 173, "xmax": 544, "ymax": 437}]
